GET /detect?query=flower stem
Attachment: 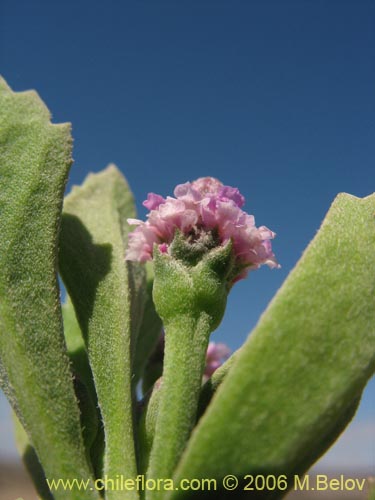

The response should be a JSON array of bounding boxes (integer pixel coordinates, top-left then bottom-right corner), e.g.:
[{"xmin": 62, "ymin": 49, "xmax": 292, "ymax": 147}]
[{"xmin": 146, "ymin": 312, "xmax": 211, "ymax": 492}]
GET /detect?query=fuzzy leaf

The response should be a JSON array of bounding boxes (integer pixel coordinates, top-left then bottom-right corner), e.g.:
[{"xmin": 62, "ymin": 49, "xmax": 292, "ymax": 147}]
[
  {"xmin": 138, "ymin": 383, "xmax": 162, "ymax": 474},
  {"xmin": 59, "ymin": 165, "xmax": 145, "ymax": 500},
  {"xmin": 134, "ymin": 262, "xmax": 163, "ymax": 391},
  {"xmin": 13, "ymin": 413, "xmax": 54, "ymax": 500},
  {"xmin": 171, "ymin": 193, "xmax": 375, "ymax": 499},
  {"xmin": 62, "ymin": 298, "xmax": 100, "ymax": 469},
  {"xmin": 63, "ymin": 297, "xmax": 93, "ymax": 390},
  {"xmin": 0, "ymin": 77, "xmax": 99, "ymax": 500}
]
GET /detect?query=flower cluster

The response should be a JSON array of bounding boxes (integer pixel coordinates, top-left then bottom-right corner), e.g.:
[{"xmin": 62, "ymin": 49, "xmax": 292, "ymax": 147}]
[
  {"xmin": 204, "ymin": 342, "xmax": 231, "ymax": 380},
  {"xmin": 125, "ymin": 177, "xmax": 279, "ymax": 280}
]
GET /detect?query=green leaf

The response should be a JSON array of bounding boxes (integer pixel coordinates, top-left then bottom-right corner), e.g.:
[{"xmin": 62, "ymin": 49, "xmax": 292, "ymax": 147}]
[
  {"xmin": 13, "ymin": 413, "xmax": 54, "ymax": 500},
  {"xmin": 62, "ymin": 298, "xmax": 100, "ymax": 469},
  {"xmin": 134, "ymin": 262, "xmax": 163, "ymax": 392},
  {"xmin": 138, "ymin": 382, "xmax": 162, "ymax": 474},
  {"xmin": 59, "ymin": 165, "xmax": 145, "ymax": 500},
  {"xmin": 0, "ymin": 77, "xmax": 99, "ymax": 500},
  {"xmin": 197, "ymin": 351, "xmax": 237, "ymax": 420},
  {"xmin": 63, "ymin": 297, "xmax": 94, "ymax": 391},
  {"xmin": 368, "ymin": 479, "xmax": 375, "ymax": 500},
  {"xmin": 170, "ymin": 193, "xmax": 375, "ymax": 499}
]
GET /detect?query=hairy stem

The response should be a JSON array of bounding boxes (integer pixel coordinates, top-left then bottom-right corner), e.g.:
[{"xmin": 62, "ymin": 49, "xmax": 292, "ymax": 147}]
[{"xmin": 146, "ymin": 313, "xmax": 211, "ymax": 495}]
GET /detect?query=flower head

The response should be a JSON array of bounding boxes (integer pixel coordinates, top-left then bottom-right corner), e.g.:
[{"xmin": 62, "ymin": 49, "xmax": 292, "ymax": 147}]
[{"xmin": 126, "ymin": 177, "xmax": 279, "ymax": 282}]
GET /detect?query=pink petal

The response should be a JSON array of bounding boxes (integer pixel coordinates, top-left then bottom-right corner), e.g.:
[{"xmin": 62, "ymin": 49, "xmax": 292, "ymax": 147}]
[
  {"xmin": 218, "ymin": 186, "xmax": 245, "ymax": 207},
  {"xmin": 143, "ymin": 193, "xmax": 166, "ymax": 210},
  {"xmin": 191, "ymin": 177, "xmax": 223, "ymax": 196}
]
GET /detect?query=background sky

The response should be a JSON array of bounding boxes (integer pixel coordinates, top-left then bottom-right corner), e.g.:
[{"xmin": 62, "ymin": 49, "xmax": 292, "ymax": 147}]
[{"xmin": 0, "ymin": 0, "xmax": 374, "ymax": 474}]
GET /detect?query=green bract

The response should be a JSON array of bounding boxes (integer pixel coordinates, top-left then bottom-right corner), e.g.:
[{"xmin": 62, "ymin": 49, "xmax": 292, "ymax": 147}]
[
  {"xmin": 0, "ymin": 77, "xmax": 374, "ymax": 500},
  {"xmin": 153, "ymin": 235, "xmax": 234, "ymax": 328}
]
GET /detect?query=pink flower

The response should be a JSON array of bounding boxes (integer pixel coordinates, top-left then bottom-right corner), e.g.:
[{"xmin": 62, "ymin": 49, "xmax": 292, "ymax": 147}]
[
  {"xmin": 125, "ymin": 176, "xmax": 279, "ymax": 280},
  {"xmin": 204, "ymin": 342, "xmax": 231, "ymax": 379}
]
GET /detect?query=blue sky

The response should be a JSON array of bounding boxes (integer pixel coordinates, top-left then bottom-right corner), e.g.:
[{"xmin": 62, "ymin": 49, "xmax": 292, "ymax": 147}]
[{"xmin": 1, "ymin": 0, "xmax": 374, "ymax": 472}]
